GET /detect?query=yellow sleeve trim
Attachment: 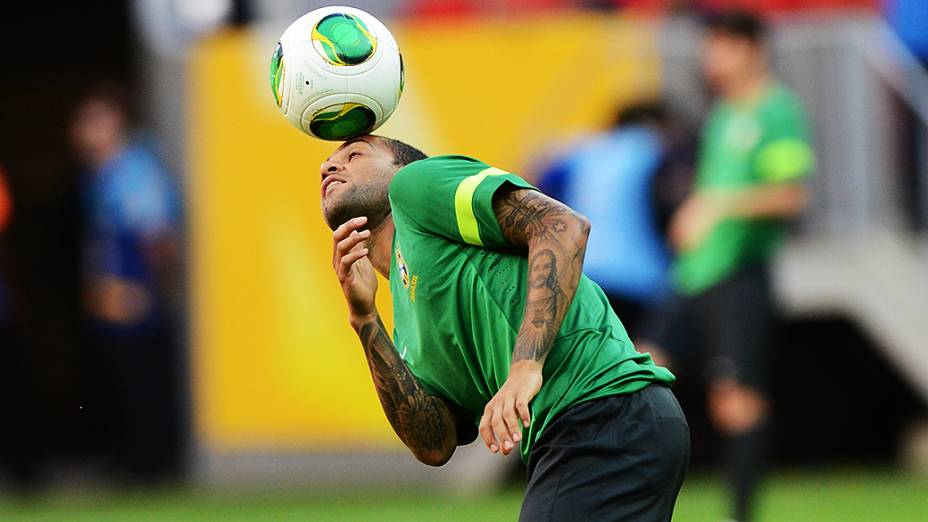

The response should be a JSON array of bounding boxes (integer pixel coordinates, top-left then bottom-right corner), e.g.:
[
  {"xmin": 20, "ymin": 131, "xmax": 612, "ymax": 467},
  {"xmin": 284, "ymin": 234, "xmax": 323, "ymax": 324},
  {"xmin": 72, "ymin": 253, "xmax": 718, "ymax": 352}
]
[
  {"xmin": 756, "ymin": 138, "xmax": 814, "ymax": 182},
  {"xmin": 454, "ymin": 167, "xmax": 509, "ymax": 246}
]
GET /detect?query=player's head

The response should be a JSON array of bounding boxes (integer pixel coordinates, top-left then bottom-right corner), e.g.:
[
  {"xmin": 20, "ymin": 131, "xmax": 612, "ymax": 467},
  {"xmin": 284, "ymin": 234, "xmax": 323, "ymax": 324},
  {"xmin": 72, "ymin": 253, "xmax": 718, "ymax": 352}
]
[
  {"xmin": 702, "ymin": 10, "xmax": 768, "ymax": 96},
  {"xmin": 320, "ymin": 135, "xmax": 427, "ymax": 230},
  {"xmin": 70, "ymin": 83, "xmax": 134, "ymax": 168}
]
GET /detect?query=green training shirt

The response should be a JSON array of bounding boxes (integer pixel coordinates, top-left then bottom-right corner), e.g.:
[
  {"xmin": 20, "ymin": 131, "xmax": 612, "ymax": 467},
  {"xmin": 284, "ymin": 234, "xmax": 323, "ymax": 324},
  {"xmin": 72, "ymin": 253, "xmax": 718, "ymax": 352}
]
[
  {"xmin": 674, "ymin": 83, "xmax": 814, "ymax": 295},
  {"xmin": 387, "ymin": 155, "xmax": 675, "ymax": 462}
]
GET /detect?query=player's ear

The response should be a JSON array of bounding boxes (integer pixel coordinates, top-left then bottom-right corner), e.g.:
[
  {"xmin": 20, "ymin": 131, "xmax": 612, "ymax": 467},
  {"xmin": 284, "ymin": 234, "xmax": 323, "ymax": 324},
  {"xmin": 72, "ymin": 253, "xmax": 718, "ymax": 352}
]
[{"xmin": 386, "ymin": 162, "xmax": 404, "ymax": 181}]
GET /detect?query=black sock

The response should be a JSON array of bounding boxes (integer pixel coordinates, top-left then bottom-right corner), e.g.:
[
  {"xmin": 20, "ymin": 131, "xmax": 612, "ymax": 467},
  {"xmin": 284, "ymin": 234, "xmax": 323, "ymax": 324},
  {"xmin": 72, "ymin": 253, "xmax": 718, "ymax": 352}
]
[{"xmin": 724, "ymin": 424, "xmax": 768, "ymax": 522}]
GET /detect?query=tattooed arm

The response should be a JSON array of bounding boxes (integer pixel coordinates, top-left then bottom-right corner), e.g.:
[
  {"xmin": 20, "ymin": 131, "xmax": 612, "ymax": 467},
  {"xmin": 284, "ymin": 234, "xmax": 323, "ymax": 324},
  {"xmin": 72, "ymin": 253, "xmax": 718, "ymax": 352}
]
[
  {"xmin": 477, "ymin": 188, "xmax": 591, "ymax": 456},
  {"xmin": 354, "ymin": 314, "xmax": 458, "ymax": 466},
  {"xmin": 495, "ymin": 189, "xmax": 591, "ymax": 364},
  {"xmin": 333, "ymin": 217, "xmax": 458, "ymax": 466}
]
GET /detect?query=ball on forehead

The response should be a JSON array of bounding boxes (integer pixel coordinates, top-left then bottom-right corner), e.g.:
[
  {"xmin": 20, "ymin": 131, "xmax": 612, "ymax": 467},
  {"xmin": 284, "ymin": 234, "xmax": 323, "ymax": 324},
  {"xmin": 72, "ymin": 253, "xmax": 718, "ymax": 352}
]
[{"xmin": 270, "ymin": 6, "xmax": 404, "ymax": 141}]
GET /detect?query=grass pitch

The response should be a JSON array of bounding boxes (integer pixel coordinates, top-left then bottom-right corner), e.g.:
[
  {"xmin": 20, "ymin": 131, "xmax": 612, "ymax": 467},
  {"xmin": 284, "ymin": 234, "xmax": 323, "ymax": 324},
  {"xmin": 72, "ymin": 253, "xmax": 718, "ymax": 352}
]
[{"xmin": 0, "ymin": 469, "xmax": 925, "ymax": 521}]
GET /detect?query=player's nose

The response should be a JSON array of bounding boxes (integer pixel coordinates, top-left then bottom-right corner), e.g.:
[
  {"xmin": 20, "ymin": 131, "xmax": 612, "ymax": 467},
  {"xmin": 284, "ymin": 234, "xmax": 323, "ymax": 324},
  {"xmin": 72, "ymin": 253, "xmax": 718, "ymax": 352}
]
[{"xmin": 320, "ymin": 159, "xmax": 345, "ymax": 177}]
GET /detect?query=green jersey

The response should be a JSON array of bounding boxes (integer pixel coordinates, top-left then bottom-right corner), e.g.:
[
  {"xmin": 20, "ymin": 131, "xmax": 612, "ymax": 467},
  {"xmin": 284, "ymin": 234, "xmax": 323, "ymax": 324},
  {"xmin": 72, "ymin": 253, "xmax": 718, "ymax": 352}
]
[
  {"xmin": 387, "ymin": 155, "xmax": 675, "ymax": 462},
  {"xmin": 674, "ymin": 83, "xmax": 814, "ymax": 295}
]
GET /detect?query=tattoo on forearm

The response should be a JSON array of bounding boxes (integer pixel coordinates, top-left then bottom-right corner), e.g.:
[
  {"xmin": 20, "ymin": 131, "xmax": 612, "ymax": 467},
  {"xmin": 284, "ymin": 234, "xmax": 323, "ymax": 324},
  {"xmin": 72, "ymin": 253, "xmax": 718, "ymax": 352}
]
[
  {"xmin": 494, "ymin": 190, "xmax": 589, "ymax": 363},
  {"xmin": 513, "ymin": 249, "xmax": 563, "ymax": 360},
  {"xmin": 358, "ymin": 317, "xmax": 453, "ymax": 459}
]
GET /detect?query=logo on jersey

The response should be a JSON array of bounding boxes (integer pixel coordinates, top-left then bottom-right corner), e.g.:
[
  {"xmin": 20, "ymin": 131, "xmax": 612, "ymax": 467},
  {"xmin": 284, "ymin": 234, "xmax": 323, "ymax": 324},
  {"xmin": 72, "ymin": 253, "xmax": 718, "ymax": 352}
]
[
  {"xmin": 396, "ymin": 246, "xmax": 410, "ymax": 288},
  {"xmin": 409, "ymin": 274, "xmax": 418, "ymax": 303}
]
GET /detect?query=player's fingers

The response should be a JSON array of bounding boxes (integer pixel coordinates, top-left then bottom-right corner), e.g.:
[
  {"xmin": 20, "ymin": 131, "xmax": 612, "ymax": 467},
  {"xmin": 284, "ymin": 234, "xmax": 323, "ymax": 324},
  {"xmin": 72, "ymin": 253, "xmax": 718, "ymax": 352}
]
[
  {"xmin": 490, "ymin": 405, "xmax": 513, "ymax": 455},
  {"xmin": 335, "ymin": 232, "xmax": 369, "ymax": 275},
  {"xmin": 332, "ymin": 217, "xmax": 368, "ymax": 264},
  {"xmin": 336, "ymin": 229, "xmax": 370, "ymax": 259},
  {"xmin": 337, "ymin": 248, "xmax": 369, "ymax": 281},
  {"xmin": 516, "ymin": 398, "xmax": 531, "ymax": 429},
  {"xmin": 332, "ymin": 216, "xmax": 367, "ymax": 243},
  {"xmin": 501, "ymin": 397, "xmax": 521, "ymax": 444},
  {"xmin": 478, "ymin": 412, "xmax": 498, "ymax": 453},
  {"xmin": 333, "ymin": 231, "xmax": 367, "ymax": 274}
]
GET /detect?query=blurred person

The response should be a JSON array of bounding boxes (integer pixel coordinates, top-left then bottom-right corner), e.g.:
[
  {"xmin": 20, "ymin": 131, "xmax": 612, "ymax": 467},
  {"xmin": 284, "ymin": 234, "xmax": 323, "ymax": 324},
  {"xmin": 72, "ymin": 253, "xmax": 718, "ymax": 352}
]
[
  {"xmin": 70, "ymin": 85, "xmax": 185, "ymax": 483},
  {"xmin": 322, "ymin": 135, "xmax": 689, "ymax": 521},
  {"xmin": 639, "ymin": 11, "xmax": 814, "ymax": 522},
  {"xmin": 537, "ymin": 101, "xmax": 693, "ymax": 337}
]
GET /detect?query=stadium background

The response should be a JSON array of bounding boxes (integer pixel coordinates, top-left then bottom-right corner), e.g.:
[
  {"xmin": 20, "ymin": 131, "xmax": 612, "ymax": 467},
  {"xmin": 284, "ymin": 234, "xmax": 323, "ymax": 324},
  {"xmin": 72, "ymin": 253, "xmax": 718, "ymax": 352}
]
[{"xmin": 1, "ymin": 0, "xmax": 928, "ymax": 520}]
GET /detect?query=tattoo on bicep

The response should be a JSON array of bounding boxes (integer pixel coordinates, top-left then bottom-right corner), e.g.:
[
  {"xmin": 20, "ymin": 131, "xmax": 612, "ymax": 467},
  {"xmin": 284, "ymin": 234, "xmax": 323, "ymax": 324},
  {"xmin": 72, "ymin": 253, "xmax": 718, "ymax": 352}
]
[
  {"xmin": 494, "ymin": 189, "xmax": 570, "ymax": 247},
  {"xmin": 359, "ymin": 318, "xmax": 451, "ymax": 455}
]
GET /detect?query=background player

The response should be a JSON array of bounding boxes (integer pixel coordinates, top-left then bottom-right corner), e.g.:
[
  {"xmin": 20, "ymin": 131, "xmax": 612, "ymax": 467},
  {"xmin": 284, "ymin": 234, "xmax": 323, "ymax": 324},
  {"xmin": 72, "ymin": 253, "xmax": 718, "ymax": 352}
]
[
  {"xmin": 323, "ymin": 135, "xmax": 689, "ymax": 521},
  {"xmin": 640, "ymin": 11, "xmax": 814, "ymax": 522},
  {"xmin": 71, "ymin": 85, "xmax": 185, "ymax": 482}
]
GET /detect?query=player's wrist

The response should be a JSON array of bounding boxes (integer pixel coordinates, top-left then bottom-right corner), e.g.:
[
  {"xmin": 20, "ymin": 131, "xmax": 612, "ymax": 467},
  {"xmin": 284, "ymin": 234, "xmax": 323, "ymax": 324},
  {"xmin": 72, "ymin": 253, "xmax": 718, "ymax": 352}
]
[
  {"xmin": 350, "ymin": 309, "xmax": 380, "ymax": 332},
  {"xmin": 510, "ymin": 358, "xmax": 543, "ymax": 374}
]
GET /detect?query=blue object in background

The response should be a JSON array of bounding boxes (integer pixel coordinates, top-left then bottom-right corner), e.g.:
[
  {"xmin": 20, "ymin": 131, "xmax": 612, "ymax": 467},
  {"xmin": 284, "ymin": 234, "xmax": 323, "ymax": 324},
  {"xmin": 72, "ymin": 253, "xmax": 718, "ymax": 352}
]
[
  {"xmin": 886, "ymin": 0, "xmax": 928, "ymax": 62},
  {"xmin": 538, "ymin": 126, "xmax": 670, "ymax": 304}
]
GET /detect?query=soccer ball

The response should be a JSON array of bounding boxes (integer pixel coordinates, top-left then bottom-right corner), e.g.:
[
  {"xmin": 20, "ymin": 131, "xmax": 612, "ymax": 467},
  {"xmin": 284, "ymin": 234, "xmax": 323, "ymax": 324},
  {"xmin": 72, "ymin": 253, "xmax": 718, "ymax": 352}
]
[{"xmin": 270, "ymin": 6, "xmax": 404, "ymax": 141}]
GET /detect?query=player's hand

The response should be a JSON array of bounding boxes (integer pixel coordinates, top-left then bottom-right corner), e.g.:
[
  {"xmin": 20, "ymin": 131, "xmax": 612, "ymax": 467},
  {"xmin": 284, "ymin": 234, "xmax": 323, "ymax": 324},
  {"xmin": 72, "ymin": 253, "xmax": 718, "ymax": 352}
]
[
  {"xmin": 479, "ymin": 360, "xmax": 543, "ymax": 456},
  {"xmin": 669, "ymin": 193, "xmax": 723, "ymax": 252},
  {"xmin": 86, "ymin": 276, "xmax": 152, "ymax": 325},
  {"xmin": 332, "ymin": 216, "xmax": 377, "ymax": 324}
]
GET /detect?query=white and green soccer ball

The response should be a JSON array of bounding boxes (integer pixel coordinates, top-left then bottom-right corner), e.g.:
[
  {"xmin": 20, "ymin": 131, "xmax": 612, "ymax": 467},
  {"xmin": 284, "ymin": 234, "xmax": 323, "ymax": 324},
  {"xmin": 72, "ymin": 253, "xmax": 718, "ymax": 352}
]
[{"xmin": 270, "ymin": 6, "xmax": 404, "ymax": 141}]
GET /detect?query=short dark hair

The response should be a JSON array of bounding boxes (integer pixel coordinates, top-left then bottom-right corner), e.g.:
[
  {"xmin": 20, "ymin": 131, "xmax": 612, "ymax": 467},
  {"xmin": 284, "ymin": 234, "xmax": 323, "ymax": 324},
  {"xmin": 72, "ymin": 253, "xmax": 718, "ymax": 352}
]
[
  {"xmin": 612, "ymin": 100, "xmax": 668, "ymax": 129},
  {"xmin": 376, "ymin": 136, "xmax": 428, "ymax": 167},
  {"xmin": 705, "ymin": 10, "xmax": 766, "ymax": 45}
]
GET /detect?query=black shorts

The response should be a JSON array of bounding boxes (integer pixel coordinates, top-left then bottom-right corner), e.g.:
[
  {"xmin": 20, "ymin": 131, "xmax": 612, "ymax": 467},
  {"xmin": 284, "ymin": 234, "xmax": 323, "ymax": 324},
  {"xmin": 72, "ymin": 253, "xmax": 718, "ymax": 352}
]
[
  {"xmin": 644, "ymin": 264, "xmax": 775, "ymax": 391},
  {"xmin": 520, "ymin": 385, "xmax": 690, "ymax": 522}
]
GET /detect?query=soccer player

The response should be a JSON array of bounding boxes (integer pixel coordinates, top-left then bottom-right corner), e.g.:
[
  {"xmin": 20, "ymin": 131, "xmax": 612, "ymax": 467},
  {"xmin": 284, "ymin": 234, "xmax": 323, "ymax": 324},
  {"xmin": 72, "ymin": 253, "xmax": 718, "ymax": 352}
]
[
  {"xmin": 639, "ymin": 11, "xmax": 814, "ymax": 522},
  {"xmin": 322, "ymin": 135, "xmax": 689, "ymax": 520}
]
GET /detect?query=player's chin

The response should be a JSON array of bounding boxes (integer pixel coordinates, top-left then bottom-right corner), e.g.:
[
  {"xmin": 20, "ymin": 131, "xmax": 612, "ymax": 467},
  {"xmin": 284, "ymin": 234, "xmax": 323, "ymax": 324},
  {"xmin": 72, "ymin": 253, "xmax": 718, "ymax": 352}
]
[
  {"xmin": 322, "ymin": 199, "xmax": 355, "ymax": 231},
  {"xmin": 321, "ymin": 202, "xmax": 339, "ymax": 231}
]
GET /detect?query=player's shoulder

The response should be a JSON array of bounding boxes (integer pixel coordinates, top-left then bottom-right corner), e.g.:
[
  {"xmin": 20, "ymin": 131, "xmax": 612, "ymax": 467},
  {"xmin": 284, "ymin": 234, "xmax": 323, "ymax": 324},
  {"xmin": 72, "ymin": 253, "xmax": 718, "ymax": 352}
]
[
  {"xmin": 393, "ymin": 154, "xmax": 488, "ymax": 180},
  {"xmin": 389, "ymin": 155, "xmax": 490, "ymax": 196},
  {"xmin": 762, "ymin": 84, "xmax": 808, "ymax": 119}
]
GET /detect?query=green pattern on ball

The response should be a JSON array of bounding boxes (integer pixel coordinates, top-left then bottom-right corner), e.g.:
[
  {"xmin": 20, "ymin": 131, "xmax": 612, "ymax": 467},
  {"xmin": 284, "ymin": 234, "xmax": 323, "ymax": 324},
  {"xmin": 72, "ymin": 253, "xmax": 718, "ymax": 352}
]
[
  {"xmin": 399, "ymin": 53, "xmax": 405, "ymax": 94},
  {"xmin": 311, "ymin": 13, "xmax": 376, "ymax": 66},
  {"xmin": 269, "ymin": 42, "xmax": 284, "ymax": 107},
  {"xmin": 310, "ymin": 103, "xmax": 376, "ymax": 140}
]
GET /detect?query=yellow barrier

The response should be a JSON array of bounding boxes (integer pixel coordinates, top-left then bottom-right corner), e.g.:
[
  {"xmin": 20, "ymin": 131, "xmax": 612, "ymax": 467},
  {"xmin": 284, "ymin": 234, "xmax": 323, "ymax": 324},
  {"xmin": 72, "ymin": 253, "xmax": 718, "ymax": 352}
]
[{"xmin": 189, "ymin": 13, "xmax": 660, "ymax": 452}]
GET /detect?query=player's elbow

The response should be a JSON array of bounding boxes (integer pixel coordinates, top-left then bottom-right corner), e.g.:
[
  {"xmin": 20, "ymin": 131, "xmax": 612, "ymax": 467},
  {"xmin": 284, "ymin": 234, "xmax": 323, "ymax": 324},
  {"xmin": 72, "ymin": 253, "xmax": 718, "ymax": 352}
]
[
  {"xmin": 568, "ymin": 211, "xmax": 591, "ymax": 250},
  {"xmin": 575, "ymin": 212, "xmax": 591, "ymax": 241},
  {"xmin": 413, "ymin": 446, "xmax": 455, "ymax": 467}
]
